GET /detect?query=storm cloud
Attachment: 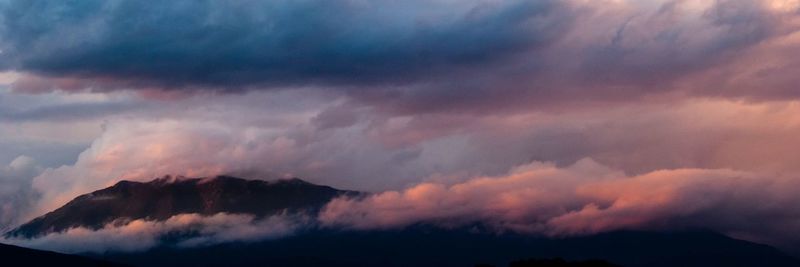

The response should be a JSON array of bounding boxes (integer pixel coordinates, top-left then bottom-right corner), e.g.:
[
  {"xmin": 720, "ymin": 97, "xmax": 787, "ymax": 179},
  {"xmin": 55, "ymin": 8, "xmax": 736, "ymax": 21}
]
[
  {"xmin": 1, "ymin": 0, "xmax": 798, "ymax": 113},
  {"xmin": 0, "ymin": 0, "xmax": 568, "ymax": 89}
]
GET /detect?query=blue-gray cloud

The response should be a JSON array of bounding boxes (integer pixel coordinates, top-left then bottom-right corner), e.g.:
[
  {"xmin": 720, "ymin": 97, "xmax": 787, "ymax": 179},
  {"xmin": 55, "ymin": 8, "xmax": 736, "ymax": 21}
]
[
  {"xmin": 0, "ymin": 0, "xmax": 568, "ymax": 89},
  {"xmin": 0, "ymin": 156, "xmax": 41, "ymax": 231},
  {"xmin": 1, "ymin": 0, "xmax": 797, "ymax": 114},
  {"xmin": 0, "ymin": 1, "xmax": 795, "ymax": 178}
]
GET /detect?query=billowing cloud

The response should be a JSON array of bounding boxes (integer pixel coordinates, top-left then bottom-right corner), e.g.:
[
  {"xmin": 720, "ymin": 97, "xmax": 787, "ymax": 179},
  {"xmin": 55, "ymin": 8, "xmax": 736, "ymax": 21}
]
[
  {"xmin": 320, "ymin": 159, "xmax": 800, "ymax": 251},
  {"xmin": 0, "ymin": 156, "xmax": 42, "ymax": 231},
  {"xmin": 8, "ymin": 158, "xmax": 800, "ymax": 254},
  {"xmin": 19, "ymin": 97, "xmax": 800, "ymax": 225},
  {"xmin": 1, "ymin": 96, "xmax": 796, "ymax": 253},
  {"xmin": 3, "ymin": 213, "xmax": 304, "ymax": 253}
]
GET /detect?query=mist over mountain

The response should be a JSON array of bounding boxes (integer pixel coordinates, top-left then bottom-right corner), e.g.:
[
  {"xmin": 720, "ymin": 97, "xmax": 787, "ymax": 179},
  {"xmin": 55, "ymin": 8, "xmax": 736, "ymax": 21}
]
[
  {"xmin": 6, "ymin": 176, "xmax": 359, "ymax": 238},
  {"xmin": 3, "ymin": 176, "xmax": 799, "ymax": 267}
]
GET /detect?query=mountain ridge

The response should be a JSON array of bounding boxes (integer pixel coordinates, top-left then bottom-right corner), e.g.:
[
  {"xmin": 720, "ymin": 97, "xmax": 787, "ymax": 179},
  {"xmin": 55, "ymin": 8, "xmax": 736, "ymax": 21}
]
[{"xmin": 6, "ymin": 175, "xmax": 359, "ymax": 238}]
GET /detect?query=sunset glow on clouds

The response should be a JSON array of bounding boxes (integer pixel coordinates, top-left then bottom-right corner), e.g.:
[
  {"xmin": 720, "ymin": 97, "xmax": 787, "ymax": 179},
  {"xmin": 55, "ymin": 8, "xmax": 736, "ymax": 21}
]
[
  {"xmin": 2, "ymin": 0, "xmax": 800, "ymax": 255},
  {"xmin": 321, "ymin": 159, "xmax": 800, "ymax": 250}
]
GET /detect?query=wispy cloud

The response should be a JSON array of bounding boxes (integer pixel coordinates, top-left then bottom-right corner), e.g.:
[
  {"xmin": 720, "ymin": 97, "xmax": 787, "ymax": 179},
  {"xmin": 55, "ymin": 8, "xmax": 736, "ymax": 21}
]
[{"xmin": 3, "ymin": 213, "xmax": 306, "ymax": 253}]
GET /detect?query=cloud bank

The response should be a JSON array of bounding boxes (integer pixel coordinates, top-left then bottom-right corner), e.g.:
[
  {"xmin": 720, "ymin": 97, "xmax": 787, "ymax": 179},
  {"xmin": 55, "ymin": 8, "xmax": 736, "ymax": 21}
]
[
  {"xmin": 10, "ymin": 97, "xmax": 800, "ymax": 246},
  {"xmin": 3, "ymin": 213, "xmax": 305, "ymax": 253},
  {"xmin": 321, "ymin": 159, "xmax": 800, "ymax": 250},
  {"xmin": 6, "ymin": 158, "xmax": 800, "ymax": 255}
]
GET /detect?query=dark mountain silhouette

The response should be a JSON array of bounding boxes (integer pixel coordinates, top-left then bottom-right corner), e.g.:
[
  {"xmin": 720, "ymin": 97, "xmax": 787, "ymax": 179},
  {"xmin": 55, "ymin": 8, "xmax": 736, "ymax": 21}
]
[
  {"xmin": 6, "ymin": 175, "xmax": 359, "ymax": 238},
  {"xmin": 92, "ymin": 229, "xmax": 800, "ymax": 267},
  {"xmin": 0, "ymin": 242, "xmax": 127, "ymax": 267}
]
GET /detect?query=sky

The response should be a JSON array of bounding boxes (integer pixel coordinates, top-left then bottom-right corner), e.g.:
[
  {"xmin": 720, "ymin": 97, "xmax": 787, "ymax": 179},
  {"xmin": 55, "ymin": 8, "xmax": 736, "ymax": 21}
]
[{"xmin": 2, "ymin": 0, "xmax": 800, "ymax": 254}]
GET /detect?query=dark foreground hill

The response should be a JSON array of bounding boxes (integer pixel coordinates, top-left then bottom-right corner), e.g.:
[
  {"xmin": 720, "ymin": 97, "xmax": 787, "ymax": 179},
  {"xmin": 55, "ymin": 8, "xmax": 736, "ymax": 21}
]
[
  {"xmin": 92, "ymin": 229, "xmax": 799, "ymax": 267},
  {"xmin": 0, "ymin": 242, "xmax": 127, "ymax": 267},
  {"xmin": 6, "ymin": 176, "xmax": 358, "ymax": 238},
  {"xmin": 505, "ymin": 258, "xmax": 621, "ymax": 267}
]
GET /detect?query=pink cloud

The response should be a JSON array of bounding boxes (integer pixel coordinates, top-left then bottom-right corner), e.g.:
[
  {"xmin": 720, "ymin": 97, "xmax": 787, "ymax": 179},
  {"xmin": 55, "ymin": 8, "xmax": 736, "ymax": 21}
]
[{"xmin": 320, "ymin": 159, "xmax": 800, "ymax": 249}]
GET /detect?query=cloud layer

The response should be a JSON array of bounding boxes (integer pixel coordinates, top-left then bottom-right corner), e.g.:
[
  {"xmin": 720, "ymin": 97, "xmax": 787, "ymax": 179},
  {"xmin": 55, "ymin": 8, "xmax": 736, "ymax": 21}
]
[
  {"xmin": 10, "ymin": 96, "xmax": 800, "ymax": 242},
  {"xmin": 2, "ymin": 0, "xmax": 799, "ymax": 113},
  {"xmin": 3, "ymin": 213, "xmax": 304, "ymax": 253},
  {"xmin": 0, "ymin": 0, "xmax": 567, "ymax": 89},
  {"xmin": 6, "ymin": 158, "xmax": 800, "ymax": 255},
  {"xmin": 321, "ymin": 159, "xmax": 800, "ymax": 251}
]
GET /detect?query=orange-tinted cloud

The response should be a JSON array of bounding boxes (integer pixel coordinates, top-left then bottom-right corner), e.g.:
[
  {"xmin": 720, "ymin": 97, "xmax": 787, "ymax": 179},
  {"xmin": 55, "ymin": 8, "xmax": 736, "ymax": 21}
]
[{"xmin": 320, "ymin": 159, "xmax": 800, "ymax": 250}]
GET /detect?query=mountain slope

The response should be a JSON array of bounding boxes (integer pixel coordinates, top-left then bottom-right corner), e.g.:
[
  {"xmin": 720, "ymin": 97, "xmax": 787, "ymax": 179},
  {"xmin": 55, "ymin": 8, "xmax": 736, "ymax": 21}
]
[
  {"xmin": 0, "ymin": 242, "xmax": 127, "ymax": 267},
  {"xmin": 6, "ymin": 176, "xmax": 358, "ymax": 238}
]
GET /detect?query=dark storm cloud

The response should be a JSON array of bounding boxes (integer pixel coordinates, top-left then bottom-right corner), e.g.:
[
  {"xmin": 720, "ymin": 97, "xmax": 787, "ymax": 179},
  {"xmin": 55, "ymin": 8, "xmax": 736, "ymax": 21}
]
[
  {"xmin": 2, "ymin": 0, "xmax": 798, "ymax": 113},
  {"xmin": 0, "ymin": 0, "xmax": 569, "ymax": 89}
]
